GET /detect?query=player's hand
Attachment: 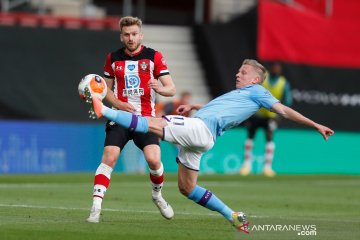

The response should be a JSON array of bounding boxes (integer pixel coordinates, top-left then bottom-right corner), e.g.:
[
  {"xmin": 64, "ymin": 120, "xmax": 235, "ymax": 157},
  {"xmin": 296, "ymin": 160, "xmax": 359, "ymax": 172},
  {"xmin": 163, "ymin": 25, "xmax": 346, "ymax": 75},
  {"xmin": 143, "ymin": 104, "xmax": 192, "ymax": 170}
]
[
  {"xmin": 118, "ymin": 101, "xmax": 136, "ymax": 113},
  {"xmin": 316, "ymin": 124, "xmax": 334, "ymax": 140},
  {"xmin": 177, "ymin": 104, "xmax": 192, "ymax": 115},
  {"xmin": 148, "ymin": 79, "xmax": 161, "ymax": 92}
]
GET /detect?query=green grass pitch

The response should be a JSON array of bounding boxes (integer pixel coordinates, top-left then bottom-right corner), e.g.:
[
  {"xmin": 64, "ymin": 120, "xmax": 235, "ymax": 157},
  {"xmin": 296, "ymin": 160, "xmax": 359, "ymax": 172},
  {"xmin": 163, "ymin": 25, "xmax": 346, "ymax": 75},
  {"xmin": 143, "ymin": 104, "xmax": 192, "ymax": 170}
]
[{"xmin": 0, "ymin": 174, "xmax": 359, "ymax": 240}]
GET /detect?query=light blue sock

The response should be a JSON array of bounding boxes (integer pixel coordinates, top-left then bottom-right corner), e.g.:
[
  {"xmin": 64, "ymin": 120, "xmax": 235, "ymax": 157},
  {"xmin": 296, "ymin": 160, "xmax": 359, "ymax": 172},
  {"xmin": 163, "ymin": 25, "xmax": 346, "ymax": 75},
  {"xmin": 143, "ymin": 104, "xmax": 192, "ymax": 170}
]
[
  {"xmin": 188, "ymin": 185, "xmax": 233, "ymax": 220},
  {"xmin": 102, "ymin": 106, "xmax": 148, "ymax": 133}
]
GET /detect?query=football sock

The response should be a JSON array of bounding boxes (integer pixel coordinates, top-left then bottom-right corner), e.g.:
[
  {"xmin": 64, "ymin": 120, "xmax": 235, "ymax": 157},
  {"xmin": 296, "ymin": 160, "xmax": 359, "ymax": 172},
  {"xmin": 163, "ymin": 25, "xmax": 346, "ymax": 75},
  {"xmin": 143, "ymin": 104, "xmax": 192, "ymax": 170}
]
[
  {"xmin": 149, "ymin": 163, "xmax": 164, "ymax": 199},
  {"xmin": 188, "ymin": 185, "xmax": 233, "ymax": 220},
  {"xmin": 102, "ymin": 106, "xmax": 149, "ymax": 133},
  {"xmin": 243, "ymin": 138, "xmax": 253, "ymax": 165},
  {"xmin": 92, "ymin": 163, "xmax": 113, "ymax": 208},
  {"xmin": 265, "ymin": 141, "xmax": 275, "ymax": 168}
]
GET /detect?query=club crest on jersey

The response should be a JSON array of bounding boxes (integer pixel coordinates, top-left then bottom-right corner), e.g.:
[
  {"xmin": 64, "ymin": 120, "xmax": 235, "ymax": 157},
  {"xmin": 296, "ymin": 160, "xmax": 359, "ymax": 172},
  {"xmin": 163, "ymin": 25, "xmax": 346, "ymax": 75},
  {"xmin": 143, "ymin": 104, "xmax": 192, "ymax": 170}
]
[
  {"xmin": 127, "ymin": 64, "xmax": 136, "ymax": 71},
  {"xmin": 123, "ymin": 75, "xmax": 144, "ymax": 97},
  {"xmin": 140, "ymin": 61, "xmax": 148, "ymax": 71}
]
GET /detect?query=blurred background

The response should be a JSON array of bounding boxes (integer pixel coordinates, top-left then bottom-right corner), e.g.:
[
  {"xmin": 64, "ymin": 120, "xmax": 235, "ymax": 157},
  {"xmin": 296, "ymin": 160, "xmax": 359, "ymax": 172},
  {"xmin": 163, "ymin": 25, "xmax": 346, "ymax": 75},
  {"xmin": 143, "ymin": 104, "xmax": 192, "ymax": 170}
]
[{"xmin": 0, "ymin": 0, "xmax": 359, "ymax": 174}]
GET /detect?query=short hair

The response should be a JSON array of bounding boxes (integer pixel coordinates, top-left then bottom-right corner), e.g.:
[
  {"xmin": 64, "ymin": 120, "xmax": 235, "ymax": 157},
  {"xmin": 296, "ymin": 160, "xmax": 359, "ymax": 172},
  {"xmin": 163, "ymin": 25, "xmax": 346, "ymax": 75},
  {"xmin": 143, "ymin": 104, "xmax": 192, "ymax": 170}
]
[
  {"xmin": 242, "ymin": 59, "xmax": 267, "ymax": 84},
  {"xmin": 119, "ymin": 16, "xmax": 142, "ymax": 33}
]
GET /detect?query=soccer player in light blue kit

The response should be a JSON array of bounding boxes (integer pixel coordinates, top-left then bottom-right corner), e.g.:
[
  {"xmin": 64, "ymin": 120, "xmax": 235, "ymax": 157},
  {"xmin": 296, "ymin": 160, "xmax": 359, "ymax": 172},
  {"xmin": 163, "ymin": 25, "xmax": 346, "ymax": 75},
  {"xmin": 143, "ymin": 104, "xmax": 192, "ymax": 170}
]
[{"xmin": 85, "ymin": 59, "xmax": 334, "ymax": 232}]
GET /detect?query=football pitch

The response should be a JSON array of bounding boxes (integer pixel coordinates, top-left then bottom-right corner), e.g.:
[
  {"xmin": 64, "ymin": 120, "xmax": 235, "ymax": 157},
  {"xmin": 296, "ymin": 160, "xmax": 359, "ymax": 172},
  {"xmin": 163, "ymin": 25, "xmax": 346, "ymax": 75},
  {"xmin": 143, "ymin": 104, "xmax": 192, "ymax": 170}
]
[{"xmin": 0, "ymin": 174, "xmax": 359, "ymax": 240}]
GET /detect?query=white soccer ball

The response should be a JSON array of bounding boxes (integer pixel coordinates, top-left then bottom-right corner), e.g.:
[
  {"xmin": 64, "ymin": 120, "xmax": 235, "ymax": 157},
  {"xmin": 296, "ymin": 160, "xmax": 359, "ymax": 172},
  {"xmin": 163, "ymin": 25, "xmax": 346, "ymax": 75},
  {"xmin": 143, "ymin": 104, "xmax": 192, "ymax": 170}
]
[{"xmin": 78, "ymin": 74, "xmax": 107, "ymax": 100}]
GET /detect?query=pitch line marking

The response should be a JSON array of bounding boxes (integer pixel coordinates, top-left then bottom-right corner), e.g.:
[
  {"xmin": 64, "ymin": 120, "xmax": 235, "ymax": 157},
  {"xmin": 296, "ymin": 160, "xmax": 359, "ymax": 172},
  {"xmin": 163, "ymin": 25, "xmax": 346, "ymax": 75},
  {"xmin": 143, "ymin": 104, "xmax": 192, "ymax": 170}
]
[{"xmin": 0, "ymin": 203, "xmax": 358, "ymax": 223}]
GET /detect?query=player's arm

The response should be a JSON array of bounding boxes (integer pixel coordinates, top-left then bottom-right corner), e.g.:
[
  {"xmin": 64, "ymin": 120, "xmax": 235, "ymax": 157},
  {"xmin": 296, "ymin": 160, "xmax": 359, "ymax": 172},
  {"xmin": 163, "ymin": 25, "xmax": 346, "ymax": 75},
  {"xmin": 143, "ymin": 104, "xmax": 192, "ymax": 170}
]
[
  {"xmin": 176, "ymin": 103, "xmax": 203, "ymax": 115},
  {"xmin": 150, "ymin": 51, "xmax": 176, "ymax": 97},
  {"xmin": 271, "ymin": 102, "xmax": 334, "ymax": 140},
  {"xmin": 148, "ymin": 75, "xmax": 176, "ymax": 97},
  {"xmin": 104, "ymin": 77, "xmax": 136, "ymax": 113}
]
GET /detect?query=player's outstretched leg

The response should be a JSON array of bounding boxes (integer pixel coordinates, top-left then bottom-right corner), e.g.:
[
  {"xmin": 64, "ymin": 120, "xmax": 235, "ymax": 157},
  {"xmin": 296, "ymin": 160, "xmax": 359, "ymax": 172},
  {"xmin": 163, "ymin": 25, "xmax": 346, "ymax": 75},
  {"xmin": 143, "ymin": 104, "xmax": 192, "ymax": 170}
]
[
  {"xmin": 180, "ymin": 164, "xmax": 248, "ymax": 232},
  {"xmin": 187, "ymin": 184, "xmax": 249, "ymax": 232},
  {"xmin": 85, "ymin": 91, "xmax": 149, "ymax": 133},
  {"xmin": 84, "ymin": 87, "xmax": 103, "ymax": 119}
]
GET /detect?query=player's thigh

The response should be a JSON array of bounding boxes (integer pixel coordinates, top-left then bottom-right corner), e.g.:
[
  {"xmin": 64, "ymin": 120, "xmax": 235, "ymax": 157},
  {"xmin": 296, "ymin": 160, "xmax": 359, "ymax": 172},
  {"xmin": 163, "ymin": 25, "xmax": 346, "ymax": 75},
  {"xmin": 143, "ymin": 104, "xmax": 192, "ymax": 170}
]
[
  {"xmin": 133, "ymin": 132, "xmax": 161, "ymax": 166},
  {"xmin": 247, "ymin": 117, "xmax": 260, "ymax": 138},
  {"xmin": 164, "ymin": 116, "xmax": 213, "ymax": 150},
  {"xmin": 177, "ymin": 147, "xmax": 203, "ymax": 171},
  {"xmin": 133, "ymin": 131, "xmax": 160, "ymax": 150},
  {"xmin": 104, "ymin": 121, "xmax": 129, "ymax": 150},
  {"xmin": 103, "ymin": 121, "xmax": 129, "ymax": 166},
  {"xmin": 265, "ymin": 119, "xmax": 277, "ymax": 141},
  {"xmin": 247, "ymin": 124, "xmax": 257, "ymax": 139}
]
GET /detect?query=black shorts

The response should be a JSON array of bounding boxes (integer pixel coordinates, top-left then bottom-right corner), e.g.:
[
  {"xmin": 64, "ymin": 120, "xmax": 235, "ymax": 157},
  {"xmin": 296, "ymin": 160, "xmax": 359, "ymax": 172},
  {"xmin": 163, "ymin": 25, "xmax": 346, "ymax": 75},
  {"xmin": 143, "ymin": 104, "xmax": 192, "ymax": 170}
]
[
  {"xmin": 244, "ymin": 116, "xmax": 276, "ymax": 139},
  {"xmin": 104, "ymin": 120, "xmax": 160, "ymax": 150}
]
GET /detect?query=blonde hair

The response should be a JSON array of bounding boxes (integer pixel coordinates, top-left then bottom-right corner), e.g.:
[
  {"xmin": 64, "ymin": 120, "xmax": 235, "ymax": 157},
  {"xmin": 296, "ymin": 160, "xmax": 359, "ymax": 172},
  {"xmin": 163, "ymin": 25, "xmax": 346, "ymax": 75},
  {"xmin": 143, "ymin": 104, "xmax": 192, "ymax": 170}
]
[
  {"xmin": 119, "ymin": 16, "xmax": 142, "ymax": 33},
  {"xmin": 242, "ymin": 59, "xmax": 267, "ymax": 84}
]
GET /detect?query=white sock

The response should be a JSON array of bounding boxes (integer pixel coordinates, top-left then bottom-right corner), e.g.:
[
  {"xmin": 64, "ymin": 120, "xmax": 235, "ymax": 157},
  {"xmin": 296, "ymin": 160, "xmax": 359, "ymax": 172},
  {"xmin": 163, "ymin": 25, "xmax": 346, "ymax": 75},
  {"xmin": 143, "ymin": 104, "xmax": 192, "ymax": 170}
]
[
  {"xmin": 149, "ymin": 163, "xmax": 164, "ymax": 199},
  {"xmin": 92, "ymin": 163, "xmax": 113, "ymax": 208},
  {"xmin": 265, "ymin": 141, "xmax": 275, "ymax": 168},
  {"xmin": 243, "ymin": 139, "xmax": 253, "ymax": 167}
]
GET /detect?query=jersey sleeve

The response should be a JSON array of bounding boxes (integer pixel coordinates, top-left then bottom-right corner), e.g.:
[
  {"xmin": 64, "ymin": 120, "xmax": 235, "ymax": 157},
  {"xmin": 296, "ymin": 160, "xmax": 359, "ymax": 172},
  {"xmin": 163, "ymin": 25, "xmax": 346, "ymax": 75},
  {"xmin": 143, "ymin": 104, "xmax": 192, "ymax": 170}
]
[
  {"xmin": 103, "ymin": 53, "xmax": 115, "ymax": 79},
  {"xmin": 153, "ymin": 51, "xmax": 170, "ymax": 79},
  {"xmin": 252, "ymin": 86, "xmax": 280, "ymax": 110}
]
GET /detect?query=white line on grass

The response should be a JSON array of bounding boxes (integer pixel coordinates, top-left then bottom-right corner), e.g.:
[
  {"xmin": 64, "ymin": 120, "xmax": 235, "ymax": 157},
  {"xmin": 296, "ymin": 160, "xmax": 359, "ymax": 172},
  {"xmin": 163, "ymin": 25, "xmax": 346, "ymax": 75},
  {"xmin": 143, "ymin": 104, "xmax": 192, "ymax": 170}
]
[
  {"xmin": 0, "ymin": 203, "xmax": 358, "ymax": 224},
  {"xmin": 0, "ymin": 203, "xmax": 219, "ymax": 217}
]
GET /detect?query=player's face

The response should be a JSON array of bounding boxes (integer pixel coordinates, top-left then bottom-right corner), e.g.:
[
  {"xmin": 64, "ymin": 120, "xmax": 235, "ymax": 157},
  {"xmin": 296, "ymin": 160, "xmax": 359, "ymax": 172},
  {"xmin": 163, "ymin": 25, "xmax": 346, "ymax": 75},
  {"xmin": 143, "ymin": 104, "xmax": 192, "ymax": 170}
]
[
  {"xmin": 120, "ymin": 25, "xmax": 143, "ymax": 52},
  {"xmin": 235, "ymin": 64, "xmax": 260, "ymax": 89}
]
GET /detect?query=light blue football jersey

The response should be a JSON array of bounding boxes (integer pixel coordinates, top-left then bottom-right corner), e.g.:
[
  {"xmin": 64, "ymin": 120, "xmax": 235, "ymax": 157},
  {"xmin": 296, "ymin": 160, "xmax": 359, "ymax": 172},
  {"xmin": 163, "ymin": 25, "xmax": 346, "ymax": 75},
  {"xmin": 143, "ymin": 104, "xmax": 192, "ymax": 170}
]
[{"xmin": 194, "ymin": 84, "xmax": 279, "ymax": 140}]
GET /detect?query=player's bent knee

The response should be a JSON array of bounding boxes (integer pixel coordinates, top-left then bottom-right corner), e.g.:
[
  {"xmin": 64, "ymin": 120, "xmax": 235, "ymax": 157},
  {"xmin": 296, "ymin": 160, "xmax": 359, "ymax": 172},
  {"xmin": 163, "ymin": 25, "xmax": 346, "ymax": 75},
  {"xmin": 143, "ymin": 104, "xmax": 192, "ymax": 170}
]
[
  {"xmin": 145, "ymin": 156, "xmax": 161, "ymax": 168},
  {"xmin": 101, "ymin": 154, "xmax": 119, "ymax": 168},
  {"xmin": 178, "ymin": 184, "xmax": 193, "ymax": 197},
  {"xmin": 147, "ymin": 161, "xmax": 161, "ymax": 170},
  {"xmin": 101, "ymin": 146, "xmax": 120, "ymax": 168}
]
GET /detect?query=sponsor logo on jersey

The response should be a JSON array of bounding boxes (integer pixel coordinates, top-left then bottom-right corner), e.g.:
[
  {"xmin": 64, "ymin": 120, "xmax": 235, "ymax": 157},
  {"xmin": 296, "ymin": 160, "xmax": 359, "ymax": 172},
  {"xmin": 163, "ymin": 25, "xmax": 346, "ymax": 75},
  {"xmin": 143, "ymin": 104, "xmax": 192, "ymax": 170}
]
[
  {"xmin": 125, "ymin": 75, "xmax": 140, "ymax": 88},
  {"xmin": 127, "ymin": 64, "xmax": 136, "ymax": 71},
  {"xmin": 122, "ymin": 88, "xmax": 144, "ymax": 97},
  {"xmin": 123, "ymin": 74, "xmax": 144, "ymax": 97}
]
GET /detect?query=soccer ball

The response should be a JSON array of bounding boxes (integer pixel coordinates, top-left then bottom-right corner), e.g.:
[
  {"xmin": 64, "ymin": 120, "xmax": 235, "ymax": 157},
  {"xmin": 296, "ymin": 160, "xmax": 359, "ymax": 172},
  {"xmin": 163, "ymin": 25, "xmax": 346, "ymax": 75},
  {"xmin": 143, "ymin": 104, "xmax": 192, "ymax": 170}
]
[{"xmin": 78, "ymin": 74, "xmax": 107, "ymax": 100}]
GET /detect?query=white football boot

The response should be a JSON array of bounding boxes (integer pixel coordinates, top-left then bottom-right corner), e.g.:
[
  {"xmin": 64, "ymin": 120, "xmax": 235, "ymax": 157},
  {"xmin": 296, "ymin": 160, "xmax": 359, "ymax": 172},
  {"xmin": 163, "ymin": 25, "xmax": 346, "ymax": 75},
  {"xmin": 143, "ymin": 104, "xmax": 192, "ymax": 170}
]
[
  {"xmin": 86, "ymin": 206, "xmax": 101, "ymax": 223},
  {"xmin": 152, "ymin": 196, "xmax": 174, "ymax": 220}
]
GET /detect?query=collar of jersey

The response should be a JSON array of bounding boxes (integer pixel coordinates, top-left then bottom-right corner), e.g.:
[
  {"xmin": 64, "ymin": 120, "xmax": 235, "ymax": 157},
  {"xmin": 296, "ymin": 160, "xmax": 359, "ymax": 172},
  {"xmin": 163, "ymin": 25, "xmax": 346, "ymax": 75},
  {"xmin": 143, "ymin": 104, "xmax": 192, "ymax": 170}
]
[{"xmin": 237, "ymin": 85, "xmax": 254, "ymax": 91}]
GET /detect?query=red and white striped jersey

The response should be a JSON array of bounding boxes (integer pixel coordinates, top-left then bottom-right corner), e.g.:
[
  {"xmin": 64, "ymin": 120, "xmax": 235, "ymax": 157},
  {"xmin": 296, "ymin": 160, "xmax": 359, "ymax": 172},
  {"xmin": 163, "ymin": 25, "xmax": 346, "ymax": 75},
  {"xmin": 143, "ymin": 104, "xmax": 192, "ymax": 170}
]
[{"xmin": 103, "ymin": 45, "xmax": 170, "ymax": 117}]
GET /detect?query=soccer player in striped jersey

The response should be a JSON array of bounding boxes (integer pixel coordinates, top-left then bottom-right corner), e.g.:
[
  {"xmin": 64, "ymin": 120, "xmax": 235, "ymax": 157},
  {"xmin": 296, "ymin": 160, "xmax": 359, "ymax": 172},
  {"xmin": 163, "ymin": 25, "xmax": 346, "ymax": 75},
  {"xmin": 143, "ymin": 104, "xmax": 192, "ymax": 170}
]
[
  {"xmin": 87, "ymin": 16, "xmax": 176, "ymax": 223},
  {"xmin": 85, "ymin": 59, "xmax": 334, "ymax": 231}
]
